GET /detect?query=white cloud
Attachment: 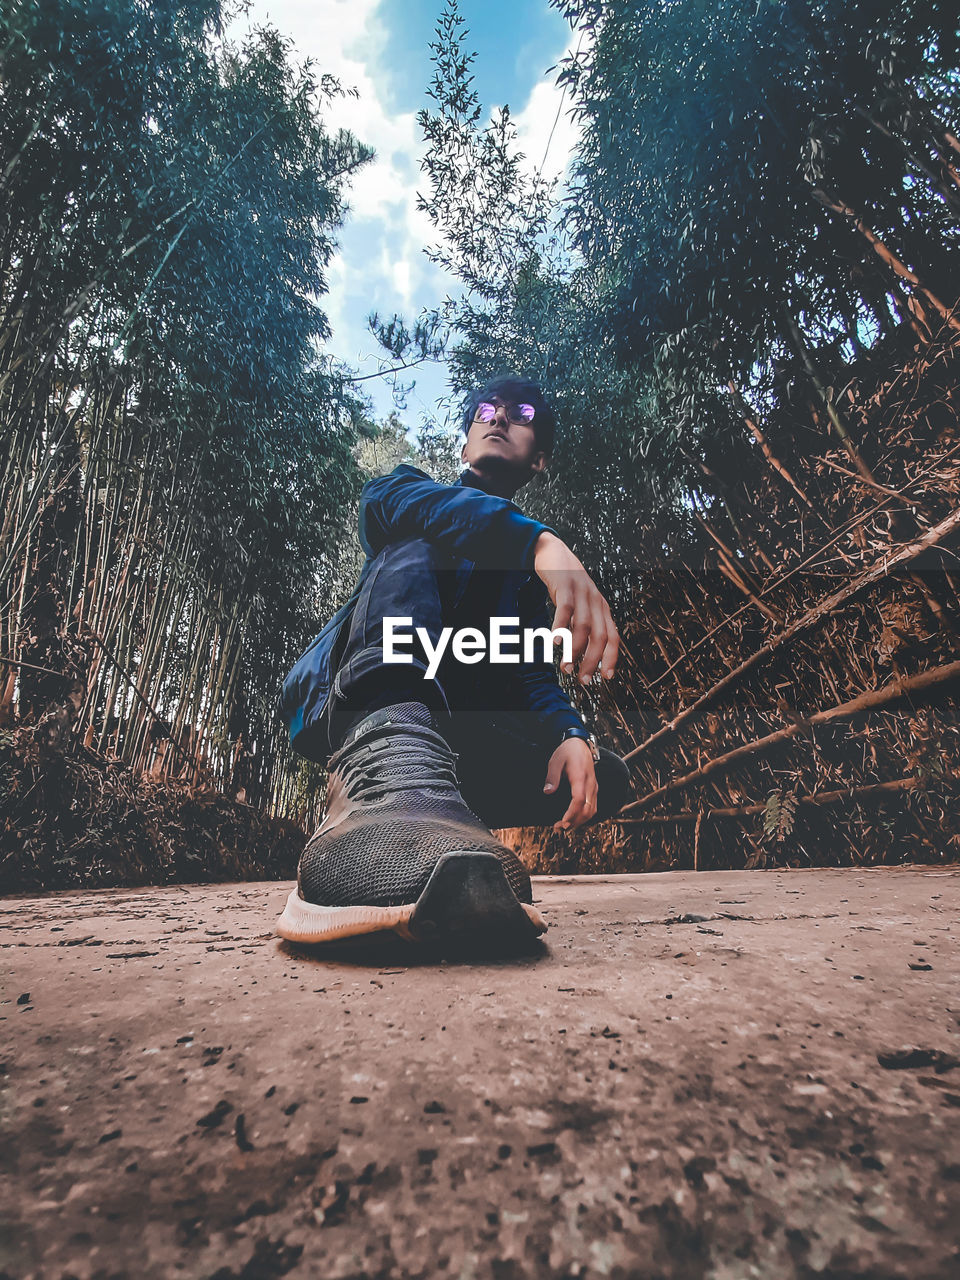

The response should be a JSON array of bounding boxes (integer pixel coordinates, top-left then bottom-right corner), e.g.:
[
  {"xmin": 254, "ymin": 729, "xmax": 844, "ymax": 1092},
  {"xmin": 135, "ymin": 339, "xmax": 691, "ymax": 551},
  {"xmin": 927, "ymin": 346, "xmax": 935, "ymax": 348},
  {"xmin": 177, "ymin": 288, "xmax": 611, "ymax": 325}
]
[
  {"xmin": 513, "ymin": 48, "xmax": 582, "ymax": 185},
  {"xmin": 240, "ymin": 0, "xmax": 451, "ymax": 419},
  {"xmin": 237, "ymin": 3, "xmax": 584, "ymax": 423}
]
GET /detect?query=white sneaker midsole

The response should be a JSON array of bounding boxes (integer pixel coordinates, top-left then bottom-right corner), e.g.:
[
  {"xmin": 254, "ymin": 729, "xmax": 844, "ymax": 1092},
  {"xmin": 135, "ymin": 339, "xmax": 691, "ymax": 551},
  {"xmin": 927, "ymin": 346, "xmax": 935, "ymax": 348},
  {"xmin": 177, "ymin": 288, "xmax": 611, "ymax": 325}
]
[{"xmin": 275, "ymin": 887, "xmax": 546, "ymax": 944}]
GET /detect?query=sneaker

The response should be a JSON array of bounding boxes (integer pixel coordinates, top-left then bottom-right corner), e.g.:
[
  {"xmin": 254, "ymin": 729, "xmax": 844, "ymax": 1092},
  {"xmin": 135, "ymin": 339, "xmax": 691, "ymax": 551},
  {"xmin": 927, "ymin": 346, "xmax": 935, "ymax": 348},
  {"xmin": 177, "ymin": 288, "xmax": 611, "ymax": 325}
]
[{"xmin": 276, "ymin": 703, "xmax": 546, "ymax": 946}]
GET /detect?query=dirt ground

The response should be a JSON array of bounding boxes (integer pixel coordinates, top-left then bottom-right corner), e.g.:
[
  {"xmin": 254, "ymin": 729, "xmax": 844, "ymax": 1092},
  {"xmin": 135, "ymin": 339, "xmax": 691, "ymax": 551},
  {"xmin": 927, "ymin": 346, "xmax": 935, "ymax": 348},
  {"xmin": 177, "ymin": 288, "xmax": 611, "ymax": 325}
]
[{"xmin": 2, "ymin": 867, "xmax": 960, "ymax": 1280}]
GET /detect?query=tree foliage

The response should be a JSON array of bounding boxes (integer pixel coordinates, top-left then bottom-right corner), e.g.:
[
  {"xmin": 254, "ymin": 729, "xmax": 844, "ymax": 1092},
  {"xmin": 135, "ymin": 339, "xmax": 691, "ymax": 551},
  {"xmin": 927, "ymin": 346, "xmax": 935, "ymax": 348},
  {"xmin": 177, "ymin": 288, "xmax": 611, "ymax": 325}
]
[
  {"xmin": 1, "ymin": 0, "xmax": 372, "ymax": 818},
  {"xmin": 417, "ymin": 0, "xmax": 960, "ymax": 874},
  {"xmin": 418, "ymin": 0, "xmax": 960, "ymax": 583}
]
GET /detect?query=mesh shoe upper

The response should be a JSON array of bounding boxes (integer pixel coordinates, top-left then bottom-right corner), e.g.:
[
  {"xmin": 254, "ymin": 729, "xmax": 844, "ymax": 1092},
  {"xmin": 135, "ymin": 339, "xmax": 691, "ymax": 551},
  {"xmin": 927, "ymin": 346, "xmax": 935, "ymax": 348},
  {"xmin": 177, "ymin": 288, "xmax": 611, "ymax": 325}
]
[{"xmin": 298, "ymin": 703, "xmax": 533, "ymax": 909}]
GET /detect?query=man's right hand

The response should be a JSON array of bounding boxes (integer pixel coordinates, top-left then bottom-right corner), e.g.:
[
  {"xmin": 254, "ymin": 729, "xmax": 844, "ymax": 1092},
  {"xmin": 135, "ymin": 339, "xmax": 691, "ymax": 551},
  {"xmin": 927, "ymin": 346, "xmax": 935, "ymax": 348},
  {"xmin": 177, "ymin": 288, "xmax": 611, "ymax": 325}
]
[{"xmin": 533, "ymin": 532, "xmax": 620, "ymax": 684}]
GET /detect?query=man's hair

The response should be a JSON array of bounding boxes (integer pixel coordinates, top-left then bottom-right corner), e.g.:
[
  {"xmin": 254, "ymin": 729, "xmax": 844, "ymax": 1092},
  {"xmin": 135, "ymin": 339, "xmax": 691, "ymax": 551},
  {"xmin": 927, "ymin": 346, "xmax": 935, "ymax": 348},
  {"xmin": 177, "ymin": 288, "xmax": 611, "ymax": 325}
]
[{"xmin": 462, "ymin": 376, "xmax": 556, "ymax": 456}]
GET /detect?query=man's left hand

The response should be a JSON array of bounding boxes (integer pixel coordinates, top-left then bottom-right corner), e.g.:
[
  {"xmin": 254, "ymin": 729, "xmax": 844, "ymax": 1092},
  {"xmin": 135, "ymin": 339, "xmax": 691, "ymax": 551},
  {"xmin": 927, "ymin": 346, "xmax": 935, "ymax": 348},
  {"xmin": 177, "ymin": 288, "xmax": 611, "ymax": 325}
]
[{"xmin": 543, "ymin": 738, "xmax": 598, "ymax": 832}]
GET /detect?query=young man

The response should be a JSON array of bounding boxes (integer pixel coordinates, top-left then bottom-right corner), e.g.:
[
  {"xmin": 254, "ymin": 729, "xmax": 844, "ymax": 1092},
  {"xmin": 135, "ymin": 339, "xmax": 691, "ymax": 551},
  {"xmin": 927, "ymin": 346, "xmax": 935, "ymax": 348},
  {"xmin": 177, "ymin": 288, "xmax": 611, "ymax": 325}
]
[{"xmin": 278, "ymin": 377, "xmax": 631, "ymax": 946}]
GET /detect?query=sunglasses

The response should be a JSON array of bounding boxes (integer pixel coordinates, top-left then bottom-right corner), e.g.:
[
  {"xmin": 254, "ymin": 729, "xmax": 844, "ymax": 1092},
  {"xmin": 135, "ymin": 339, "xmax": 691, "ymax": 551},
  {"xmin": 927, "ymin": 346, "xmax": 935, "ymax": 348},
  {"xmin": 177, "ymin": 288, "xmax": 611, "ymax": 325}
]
[{"xmin": 474, "ymin": 400, "xmax": 536, "ymax": 426}]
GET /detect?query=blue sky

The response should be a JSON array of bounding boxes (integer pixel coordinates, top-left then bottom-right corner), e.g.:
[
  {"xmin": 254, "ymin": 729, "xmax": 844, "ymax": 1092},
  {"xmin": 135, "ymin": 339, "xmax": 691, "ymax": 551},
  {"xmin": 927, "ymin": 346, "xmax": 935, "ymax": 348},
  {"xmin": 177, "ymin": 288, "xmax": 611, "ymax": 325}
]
[
  {"xmin": 240, "ymin": 0, "xmax": 579, "ymax": 431},
  {"xmin": 372, "ymin": 0, "xmax": 570, "ymax": 118}
]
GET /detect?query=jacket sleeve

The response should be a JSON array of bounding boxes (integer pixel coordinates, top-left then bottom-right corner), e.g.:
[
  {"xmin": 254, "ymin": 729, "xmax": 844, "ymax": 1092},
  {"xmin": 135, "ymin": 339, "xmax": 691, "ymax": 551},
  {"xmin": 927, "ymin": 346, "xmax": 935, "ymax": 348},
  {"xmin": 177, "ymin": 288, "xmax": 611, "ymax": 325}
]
[
  {"xmin": 515, "ymin": 577, "xmax": 589, "ymax": 742},
  {"xmin": 359, "ymin": 465, "xmax": 555, "ymax": 570}
]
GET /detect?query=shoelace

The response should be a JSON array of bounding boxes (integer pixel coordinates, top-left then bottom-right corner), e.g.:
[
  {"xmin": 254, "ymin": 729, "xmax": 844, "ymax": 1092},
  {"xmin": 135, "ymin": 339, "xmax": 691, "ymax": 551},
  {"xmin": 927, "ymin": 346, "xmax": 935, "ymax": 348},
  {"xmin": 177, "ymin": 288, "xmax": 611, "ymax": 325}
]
[{"xmin": 333, "ymin": 725, "xmax": 463, "ymax": 804}]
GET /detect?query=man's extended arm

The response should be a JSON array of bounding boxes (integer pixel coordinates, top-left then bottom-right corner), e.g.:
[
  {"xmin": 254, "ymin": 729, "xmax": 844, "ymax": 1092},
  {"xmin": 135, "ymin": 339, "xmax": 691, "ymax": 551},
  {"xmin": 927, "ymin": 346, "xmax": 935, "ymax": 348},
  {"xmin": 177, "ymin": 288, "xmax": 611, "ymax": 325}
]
[
  {"xmin": 359, "ymin": 465, "xmax": 554, "ymax": 569},
  {"xmin": 532, "ymin": 532, "xmax": 619, "ymax": 684},
  {"xmin": 360, "ymin": 467, "xmax": 620, "ymax": 682}
]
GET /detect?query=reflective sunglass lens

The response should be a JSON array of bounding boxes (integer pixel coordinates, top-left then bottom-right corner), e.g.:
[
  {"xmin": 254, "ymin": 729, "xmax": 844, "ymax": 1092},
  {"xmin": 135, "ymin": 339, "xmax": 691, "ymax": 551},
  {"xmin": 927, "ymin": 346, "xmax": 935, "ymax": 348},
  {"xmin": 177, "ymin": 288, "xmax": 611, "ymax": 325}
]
[{"xmin": 474, "ymin": 400, "xmax": 536, "ymax": 425}]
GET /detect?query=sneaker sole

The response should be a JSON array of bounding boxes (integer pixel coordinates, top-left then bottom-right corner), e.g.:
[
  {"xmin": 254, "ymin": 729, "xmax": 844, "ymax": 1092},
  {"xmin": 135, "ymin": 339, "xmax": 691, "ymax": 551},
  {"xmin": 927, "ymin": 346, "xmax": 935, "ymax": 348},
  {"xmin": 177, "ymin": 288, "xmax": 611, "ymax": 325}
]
[{"xmin": 276, "ymin": 851, "xmax": 546, "ymax": 946}]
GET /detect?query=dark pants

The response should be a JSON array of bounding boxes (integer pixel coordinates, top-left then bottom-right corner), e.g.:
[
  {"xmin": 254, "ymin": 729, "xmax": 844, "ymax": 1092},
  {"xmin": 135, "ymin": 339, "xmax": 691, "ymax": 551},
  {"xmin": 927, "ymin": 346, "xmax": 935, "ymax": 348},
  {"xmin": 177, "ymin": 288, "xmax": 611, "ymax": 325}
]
[
  {"xmin": 446, "ymin": 709, "xmax": 631, "ymax": 829},
  {"xmin": 324, "ymin": 538, "xmax": 632, "ymax": 828}
]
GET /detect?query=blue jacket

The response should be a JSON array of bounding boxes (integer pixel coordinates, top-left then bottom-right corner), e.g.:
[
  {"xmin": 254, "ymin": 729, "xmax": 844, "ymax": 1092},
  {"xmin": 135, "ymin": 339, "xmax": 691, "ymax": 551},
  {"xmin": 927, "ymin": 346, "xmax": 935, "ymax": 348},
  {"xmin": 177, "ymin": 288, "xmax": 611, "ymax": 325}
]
[{"xmin": 280, "ymin": 464, "xmax": 587, "ymax": 758}]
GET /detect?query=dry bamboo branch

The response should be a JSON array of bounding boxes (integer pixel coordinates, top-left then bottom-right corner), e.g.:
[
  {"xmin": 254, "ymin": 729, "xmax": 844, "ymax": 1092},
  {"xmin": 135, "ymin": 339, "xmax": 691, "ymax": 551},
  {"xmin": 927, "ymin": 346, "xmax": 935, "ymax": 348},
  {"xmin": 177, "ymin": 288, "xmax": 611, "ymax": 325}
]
[
  {"xmin": 784, "ymin": 310, "xmax": 881, "ymax": 483},
  {"xmin": 852, "ymin": 105, "xmax": 960, "ymax": 217},
  {"xmin": 812, "ymin": 188, "xmax": 960, "ymax": 334},
  {"xmin": 615, "ymin": 771, "xmax": 958, "ymax": 822},
  {"xmin": 622, "ymin": 660, "xmax": 960, "ymax": 813},
  {"xmin": 693, "ymin": 511, "xmax": 783, "ymax": 624},
  {"xmin": 641, "ymin": 435, "xmax": 960, "ymax": 695},
  {"xmin": 816, "ymin": 456, "xmax": 920, "ymax": 510},
  {"xmin": 624, "ymin": 502, "xmax": 960, "ymax": 763},
  {"xmin": 728, "ymin": 382, "xmax": 816, "ymax": 510},
  {"xmin": 0, "ymin": 653, "xmax": 72, "ymax": 679}
]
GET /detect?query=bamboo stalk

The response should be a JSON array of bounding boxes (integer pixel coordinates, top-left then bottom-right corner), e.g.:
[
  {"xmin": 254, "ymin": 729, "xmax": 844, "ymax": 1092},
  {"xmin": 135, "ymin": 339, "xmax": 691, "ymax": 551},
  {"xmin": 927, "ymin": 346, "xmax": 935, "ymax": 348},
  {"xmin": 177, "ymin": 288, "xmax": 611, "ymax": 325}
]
[
  {"xmin": 85, "ymin": 629, "xmax": 193, "ymax": 770},
  {"xmin": 622, "ymin": 660, "xmax": 960, "ymax": 814},
  {"xmin": 642, "ymin": 488, "xmax": 907, "ymax": 694},
  {"xmin": 852, "ymin": 105, "xmax": 960, "ymax": 217},
  {"xmin": 702, "ymin": 522, "xmax": 783, "ymax": 625},
  {"xmin": 615, "ymin": 771, "xmax": 958, "ymax": 822},
  {"xmin": 784, "ymin": 310, "xmax": 881, "ymax": 483},
  {"xmin": 728, "ymin": 382, "xmax": 817, "ymax": 511},
  {"xmin": 812, "ymin": 188, "xmax": 960, "ymax": 334},
  {"xmin": 816, "ymin": 456, "xmax": 919, "ymax": 510},
  {"xmin": 624, "ymin": 501, "xmax": 960, "ymax": 763}
]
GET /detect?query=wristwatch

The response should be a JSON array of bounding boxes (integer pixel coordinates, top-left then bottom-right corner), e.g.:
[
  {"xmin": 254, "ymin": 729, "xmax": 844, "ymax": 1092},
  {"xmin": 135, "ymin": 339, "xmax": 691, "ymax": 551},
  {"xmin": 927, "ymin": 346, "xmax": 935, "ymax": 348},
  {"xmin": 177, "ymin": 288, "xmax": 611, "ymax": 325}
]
[{"xmin": 559, "ymin": 727, "xmax": 600, "ymax": 762}]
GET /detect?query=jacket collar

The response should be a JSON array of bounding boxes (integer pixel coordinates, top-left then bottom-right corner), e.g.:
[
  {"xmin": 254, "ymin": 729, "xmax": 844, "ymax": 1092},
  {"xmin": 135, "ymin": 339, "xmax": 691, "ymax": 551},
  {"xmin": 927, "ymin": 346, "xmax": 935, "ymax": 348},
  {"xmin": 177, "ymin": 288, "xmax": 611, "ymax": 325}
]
[{"xmin": 458, "ymin": 467, "xmax": 488, "ymax": 492}]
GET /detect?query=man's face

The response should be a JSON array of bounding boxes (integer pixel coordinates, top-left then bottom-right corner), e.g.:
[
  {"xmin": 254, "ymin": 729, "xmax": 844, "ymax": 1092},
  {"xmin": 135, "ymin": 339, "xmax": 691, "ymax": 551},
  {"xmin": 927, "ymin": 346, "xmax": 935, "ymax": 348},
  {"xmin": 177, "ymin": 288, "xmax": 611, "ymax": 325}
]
[{"xmin": 461, "ymin": 396, "xmax": 547, "ymax": 480}]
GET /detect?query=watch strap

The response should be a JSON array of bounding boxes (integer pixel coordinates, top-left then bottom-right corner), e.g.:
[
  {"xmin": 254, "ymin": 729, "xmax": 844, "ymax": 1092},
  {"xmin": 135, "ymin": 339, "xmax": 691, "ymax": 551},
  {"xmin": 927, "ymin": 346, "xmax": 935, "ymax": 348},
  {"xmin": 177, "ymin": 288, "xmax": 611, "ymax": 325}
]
[{"xmin": 559, "ymin": 727, "xmax": 600, "ymax": 762}]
